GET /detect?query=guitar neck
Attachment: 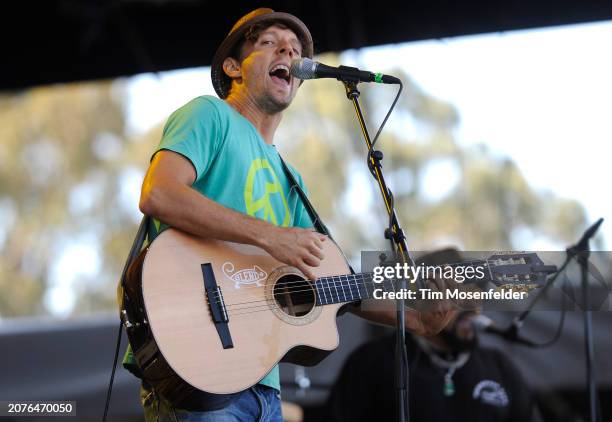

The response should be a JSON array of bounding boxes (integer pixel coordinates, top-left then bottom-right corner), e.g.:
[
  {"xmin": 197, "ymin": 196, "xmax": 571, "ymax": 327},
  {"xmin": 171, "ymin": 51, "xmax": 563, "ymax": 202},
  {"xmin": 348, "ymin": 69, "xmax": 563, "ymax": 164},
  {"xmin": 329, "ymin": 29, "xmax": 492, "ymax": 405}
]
[
  {"xmin": 313, "ymin": 259, "xmax": 491, "ymax": 306},
  {"xmin": 314, "ymin": 273, "xmax": 374, "ymax": 306}
]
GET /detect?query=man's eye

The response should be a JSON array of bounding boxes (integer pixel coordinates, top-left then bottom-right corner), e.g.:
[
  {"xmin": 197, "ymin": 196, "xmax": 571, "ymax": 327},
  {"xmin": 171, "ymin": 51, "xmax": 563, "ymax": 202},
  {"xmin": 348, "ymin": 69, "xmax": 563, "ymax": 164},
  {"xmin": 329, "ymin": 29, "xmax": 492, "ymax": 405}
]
[{"xmin": 262, "ymin": 40, "xmax": 273, "ymax": 45}]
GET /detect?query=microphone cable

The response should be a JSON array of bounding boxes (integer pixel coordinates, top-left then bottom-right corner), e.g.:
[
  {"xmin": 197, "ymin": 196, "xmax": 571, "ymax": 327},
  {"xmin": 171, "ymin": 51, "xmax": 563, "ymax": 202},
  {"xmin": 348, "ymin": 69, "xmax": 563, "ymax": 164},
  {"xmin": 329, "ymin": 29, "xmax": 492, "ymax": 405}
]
[{"xmin": 364, "ymin": 81, "xmax": 404, "ymax": 249}]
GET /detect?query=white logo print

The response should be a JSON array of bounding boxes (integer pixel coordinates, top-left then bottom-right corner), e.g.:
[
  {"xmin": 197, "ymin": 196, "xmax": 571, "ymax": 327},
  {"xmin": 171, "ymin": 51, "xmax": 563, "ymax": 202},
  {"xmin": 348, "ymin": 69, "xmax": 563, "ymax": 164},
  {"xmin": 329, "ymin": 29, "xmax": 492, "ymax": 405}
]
[
  {"xmin": 222, "ymin": 262, "xmax": 267, "ymax": 289},
  {"xmin": 472, "ymin": 380, "xmax": 509, "ymax": 407}
]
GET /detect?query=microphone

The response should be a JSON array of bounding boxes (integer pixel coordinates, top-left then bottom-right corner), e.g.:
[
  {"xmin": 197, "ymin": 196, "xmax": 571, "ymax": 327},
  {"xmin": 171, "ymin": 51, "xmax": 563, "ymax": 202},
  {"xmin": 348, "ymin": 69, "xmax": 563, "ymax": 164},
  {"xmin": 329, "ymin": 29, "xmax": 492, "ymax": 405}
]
[
  {"xmin": 568, "ymin": 217, "xmax": 604, "ymax": 255},
  {"xmin": 290, "ymin": 58, "xmax": 401, "ymax": 84},
  {"xmin": 472, "ymin": 315, "xmax": 536, "ymax": 347}
]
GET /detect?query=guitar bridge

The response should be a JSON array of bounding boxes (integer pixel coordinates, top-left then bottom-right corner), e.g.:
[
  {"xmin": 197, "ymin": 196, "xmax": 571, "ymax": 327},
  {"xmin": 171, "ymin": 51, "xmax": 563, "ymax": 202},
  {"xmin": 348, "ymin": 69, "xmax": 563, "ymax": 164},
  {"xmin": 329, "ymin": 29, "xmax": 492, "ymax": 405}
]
[
  {"xmin": 208, "ymin": 286, "xmax": 229, "ymax": 323},
  {"xmin": 201, "ymin": 263, "xmax": 234, "ymax": 349}
]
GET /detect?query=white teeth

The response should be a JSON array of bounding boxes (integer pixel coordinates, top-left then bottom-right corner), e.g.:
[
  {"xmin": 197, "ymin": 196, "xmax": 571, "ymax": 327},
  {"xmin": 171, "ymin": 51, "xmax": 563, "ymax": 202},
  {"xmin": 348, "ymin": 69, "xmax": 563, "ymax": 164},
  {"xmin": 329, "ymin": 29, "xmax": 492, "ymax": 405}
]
[{"xmin": 271, "ymin": 64, "xmax": 289, "ymax": 72}]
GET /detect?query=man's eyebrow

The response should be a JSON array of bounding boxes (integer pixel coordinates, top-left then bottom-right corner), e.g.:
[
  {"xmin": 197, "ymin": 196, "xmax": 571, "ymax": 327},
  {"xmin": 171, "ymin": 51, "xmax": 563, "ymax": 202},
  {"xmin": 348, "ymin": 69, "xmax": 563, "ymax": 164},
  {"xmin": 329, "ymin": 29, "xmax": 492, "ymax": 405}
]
[
  {"xmin": 258, "ymin": 30, "xmax": 302, "ymax": 52},
  {"xmin": 261, "ymin": 29, "xmax": 300, "ymax": 45},
  {"xmin": 260, "ymin": 30, "xmax": 277, "ymax": 38}
]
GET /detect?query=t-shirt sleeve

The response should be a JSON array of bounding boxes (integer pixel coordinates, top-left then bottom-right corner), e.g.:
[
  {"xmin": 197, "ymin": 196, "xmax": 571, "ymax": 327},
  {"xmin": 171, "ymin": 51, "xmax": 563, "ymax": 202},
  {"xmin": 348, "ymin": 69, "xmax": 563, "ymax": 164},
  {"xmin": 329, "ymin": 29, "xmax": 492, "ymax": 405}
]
[{"xmin": 154, "ymin": 97, "xmax": 224, "ymax": 182}]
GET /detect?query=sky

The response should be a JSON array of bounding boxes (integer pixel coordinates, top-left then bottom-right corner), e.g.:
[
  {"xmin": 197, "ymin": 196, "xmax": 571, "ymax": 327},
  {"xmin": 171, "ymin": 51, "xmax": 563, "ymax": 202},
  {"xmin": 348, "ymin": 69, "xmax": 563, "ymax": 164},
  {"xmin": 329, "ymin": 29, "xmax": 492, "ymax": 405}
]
[
  {"xmin": 45, "ymin": 19, "xmax": 612, "ymax": 317},
  {"xmin": 353, "ymin": 21, "xmax": 612, "ymax": 219}
]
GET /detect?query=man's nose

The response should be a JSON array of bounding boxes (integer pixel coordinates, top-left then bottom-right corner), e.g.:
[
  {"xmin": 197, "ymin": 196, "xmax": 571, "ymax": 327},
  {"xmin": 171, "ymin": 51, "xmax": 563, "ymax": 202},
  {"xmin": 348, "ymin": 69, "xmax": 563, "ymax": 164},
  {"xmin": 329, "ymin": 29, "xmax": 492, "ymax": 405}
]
[{"xmin": 278, "ymin": 42, "xmax": 295, "ymax": 58}]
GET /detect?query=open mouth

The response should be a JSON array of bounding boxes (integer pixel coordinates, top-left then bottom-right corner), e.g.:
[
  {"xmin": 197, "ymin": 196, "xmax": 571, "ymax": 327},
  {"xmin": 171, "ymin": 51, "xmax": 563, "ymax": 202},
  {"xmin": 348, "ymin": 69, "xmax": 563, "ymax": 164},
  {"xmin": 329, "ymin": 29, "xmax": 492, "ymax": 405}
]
[{"xmin": 269, "ymin": 64, "xmax": 291, "ymax": 86}]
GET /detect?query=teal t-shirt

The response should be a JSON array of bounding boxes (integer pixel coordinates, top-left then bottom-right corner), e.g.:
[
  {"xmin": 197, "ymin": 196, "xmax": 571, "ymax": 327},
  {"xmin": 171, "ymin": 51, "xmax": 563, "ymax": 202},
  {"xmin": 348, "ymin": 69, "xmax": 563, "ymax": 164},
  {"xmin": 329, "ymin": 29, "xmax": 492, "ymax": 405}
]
[{"xmin": 123, "ymin": 95, "xmax": 313, "ymax": 392}]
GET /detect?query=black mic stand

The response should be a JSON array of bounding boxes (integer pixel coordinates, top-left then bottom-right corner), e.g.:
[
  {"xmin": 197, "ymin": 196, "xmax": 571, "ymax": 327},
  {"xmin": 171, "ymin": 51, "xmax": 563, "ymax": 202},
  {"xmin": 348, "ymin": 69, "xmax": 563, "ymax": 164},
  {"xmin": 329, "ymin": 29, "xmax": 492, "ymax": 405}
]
[
  {"xmin": 505, "ymin": 218, "xmax": 603, "ymax": 421},
  {"xmin": 342, "ymin": 79, "xmax": 416, "ymax": 422},
  {"xmin": 567, "ymin": 218, "xmax": 603, "ymax": 422}
]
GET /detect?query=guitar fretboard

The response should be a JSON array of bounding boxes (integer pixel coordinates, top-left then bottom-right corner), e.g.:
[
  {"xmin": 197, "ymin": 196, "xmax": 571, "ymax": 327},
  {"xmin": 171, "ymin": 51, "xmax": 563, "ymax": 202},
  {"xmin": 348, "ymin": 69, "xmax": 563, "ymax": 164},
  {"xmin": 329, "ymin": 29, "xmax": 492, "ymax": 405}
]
[
  {"xmin": 314, "ymin": 273, "xmax": 374, "ymax": 305},
  {"xmin": 313, "ymin": 259, "xmax": 492, "ymax": 306}
]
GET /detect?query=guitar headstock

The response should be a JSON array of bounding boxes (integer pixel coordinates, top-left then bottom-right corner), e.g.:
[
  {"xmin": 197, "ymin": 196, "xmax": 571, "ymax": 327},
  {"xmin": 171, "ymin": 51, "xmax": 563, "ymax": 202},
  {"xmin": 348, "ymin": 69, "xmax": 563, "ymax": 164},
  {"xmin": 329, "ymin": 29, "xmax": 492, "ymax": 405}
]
[{"xmin": 483, "ymin": 252, "xmax": 556, "ymax": 287}]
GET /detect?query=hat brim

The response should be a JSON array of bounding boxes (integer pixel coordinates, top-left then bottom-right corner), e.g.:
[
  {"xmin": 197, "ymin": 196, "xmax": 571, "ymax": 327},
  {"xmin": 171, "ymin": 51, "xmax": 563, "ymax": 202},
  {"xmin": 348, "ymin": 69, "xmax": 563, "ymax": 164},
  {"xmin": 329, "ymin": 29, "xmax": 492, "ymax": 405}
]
[{"xmin": 211, "ymin": 11, "xmax": 313, "ymax": 99}]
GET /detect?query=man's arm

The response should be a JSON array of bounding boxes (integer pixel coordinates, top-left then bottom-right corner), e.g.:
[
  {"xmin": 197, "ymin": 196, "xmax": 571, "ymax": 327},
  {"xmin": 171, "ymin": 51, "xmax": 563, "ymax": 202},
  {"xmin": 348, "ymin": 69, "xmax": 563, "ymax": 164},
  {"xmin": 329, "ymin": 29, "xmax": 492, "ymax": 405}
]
[
  {"xmin": 347, "ymin": 276, "xmax": 459, "ymax": 336},
  {"xmin": 139, "ymin": 150, "xmax": 326, "ymax": 280},
  {"xmin": 143, "ymin": 151, "xmax": 457, "ymax": 335}
]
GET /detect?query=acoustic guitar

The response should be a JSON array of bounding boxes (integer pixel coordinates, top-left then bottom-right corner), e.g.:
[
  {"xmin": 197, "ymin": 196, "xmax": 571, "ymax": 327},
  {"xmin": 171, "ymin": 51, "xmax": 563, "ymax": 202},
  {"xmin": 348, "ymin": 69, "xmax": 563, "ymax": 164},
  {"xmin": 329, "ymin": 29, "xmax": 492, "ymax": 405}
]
[{"xmin": 122, "ymin": 228, "xmax": 553, "ymax": 405}]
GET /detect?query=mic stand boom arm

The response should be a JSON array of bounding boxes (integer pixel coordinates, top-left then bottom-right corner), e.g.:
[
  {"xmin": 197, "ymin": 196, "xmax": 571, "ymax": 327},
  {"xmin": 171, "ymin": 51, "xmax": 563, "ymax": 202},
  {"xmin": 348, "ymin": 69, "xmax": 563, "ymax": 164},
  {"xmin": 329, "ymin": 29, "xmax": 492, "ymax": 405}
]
[
  {"xmin": 342, "ymin": 79, "xmax": 416, "ymax": 422},
  {"xmin": 512, "ymin": 218, "xmax": 604, "ymax": 329},
  {"xmin": 507, "ymin": 218, "xmax": 603, "ymax": 422}
]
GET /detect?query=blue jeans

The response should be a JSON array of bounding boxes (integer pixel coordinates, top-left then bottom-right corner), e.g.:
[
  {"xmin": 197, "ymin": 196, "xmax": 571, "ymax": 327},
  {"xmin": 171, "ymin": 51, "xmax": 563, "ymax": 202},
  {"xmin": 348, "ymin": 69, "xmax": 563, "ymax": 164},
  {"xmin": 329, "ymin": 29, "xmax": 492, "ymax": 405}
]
[{"xmin": 141, "ymin": 384, "xmax": 283, "ymax": 422}]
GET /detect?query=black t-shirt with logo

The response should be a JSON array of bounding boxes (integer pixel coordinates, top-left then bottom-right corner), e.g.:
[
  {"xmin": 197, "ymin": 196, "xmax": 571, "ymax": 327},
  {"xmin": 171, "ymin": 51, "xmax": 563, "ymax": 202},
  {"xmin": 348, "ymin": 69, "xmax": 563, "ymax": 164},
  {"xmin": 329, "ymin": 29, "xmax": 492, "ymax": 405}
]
[{"xmin": 325, "ymin": 333, "xmax": 538, "ymax": 422}]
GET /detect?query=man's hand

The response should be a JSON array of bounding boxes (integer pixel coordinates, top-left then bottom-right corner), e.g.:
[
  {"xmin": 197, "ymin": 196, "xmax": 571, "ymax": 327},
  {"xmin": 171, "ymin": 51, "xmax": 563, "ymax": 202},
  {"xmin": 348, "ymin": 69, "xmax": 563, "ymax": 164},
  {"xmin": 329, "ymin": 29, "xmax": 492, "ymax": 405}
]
[
  {"xmin": 259, "ymin": 226, "xmax": 326, "ymax": 280},
  {"xmin": 349, "ymin": 275, "xmax": 459, "ymax": 337},
  {"xmin": 405, "ymin": 308, "xmax": 458, "ymax": 337},
  {"xmin": 406, "ymin": 273, "xmax": 459, "ymax": 336}
]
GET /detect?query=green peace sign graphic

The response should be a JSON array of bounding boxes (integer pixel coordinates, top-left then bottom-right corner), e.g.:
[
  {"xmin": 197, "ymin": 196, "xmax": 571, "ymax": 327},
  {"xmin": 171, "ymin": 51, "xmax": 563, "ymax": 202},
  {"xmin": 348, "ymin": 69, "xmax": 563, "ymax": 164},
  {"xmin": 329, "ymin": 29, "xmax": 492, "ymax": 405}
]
[{"xmin": 244, "ymin": 158, "xmax": 291, "ymax": 227}]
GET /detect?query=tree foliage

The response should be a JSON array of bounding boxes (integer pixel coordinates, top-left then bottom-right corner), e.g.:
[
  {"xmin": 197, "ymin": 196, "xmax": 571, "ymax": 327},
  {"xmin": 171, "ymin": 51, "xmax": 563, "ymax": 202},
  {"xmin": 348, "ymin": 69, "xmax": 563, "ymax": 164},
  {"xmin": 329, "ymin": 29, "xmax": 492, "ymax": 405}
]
[{"xmin": 0, "ymin": 55, "xmax": 587, "ymax": 318}]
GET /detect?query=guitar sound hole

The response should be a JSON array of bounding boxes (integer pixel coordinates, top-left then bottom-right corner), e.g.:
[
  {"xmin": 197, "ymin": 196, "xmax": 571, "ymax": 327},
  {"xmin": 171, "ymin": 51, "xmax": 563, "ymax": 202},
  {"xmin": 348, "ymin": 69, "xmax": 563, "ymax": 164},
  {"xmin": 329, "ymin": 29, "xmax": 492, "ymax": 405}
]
[{"xmin": 273, "ymin": 275, "xmax": 315, "ymax": 317}]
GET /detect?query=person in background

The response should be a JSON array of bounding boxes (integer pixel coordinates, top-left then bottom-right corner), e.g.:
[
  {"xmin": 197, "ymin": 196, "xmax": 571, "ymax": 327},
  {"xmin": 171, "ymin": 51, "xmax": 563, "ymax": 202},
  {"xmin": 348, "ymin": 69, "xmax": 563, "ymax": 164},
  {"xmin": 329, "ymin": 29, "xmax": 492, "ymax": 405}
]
[{"xmin": 325, "ymin": 249, "xmax": 542, "ymax": 422}]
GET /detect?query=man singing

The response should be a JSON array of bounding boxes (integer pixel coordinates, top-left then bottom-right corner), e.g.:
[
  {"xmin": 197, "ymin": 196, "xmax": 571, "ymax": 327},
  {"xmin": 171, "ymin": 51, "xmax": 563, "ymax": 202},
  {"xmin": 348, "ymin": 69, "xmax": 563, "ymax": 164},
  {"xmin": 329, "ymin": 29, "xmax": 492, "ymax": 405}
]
[{"xmin": 124, "ymin": 8, "xmax": 456, "ymax": 421}]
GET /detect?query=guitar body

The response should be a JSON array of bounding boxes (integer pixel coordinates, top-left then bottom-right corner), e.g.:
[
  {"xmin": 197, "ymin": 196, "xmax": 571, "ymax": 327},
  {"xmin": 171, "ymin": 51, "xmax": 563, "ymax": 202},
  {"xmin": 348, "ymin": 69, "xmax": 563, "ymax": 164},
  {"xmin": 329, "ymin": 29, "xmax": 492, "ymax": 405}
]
[{"xmin": 127, "ymin": 228, "xmax": 351, "ymax": 398}]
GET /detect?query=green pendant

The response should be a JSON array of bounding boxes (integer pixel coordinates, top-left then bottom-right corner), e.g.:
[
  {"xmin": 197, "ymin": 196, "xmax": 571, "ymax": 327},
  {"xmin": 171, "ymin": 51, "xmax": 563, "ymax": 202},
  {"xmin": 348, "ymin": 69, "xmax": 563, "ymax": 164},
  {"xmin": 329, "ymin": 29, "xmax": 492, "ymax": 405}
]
[{"xmin": 444, "ymin": 375, "xmax": 455, "ymax": 396}]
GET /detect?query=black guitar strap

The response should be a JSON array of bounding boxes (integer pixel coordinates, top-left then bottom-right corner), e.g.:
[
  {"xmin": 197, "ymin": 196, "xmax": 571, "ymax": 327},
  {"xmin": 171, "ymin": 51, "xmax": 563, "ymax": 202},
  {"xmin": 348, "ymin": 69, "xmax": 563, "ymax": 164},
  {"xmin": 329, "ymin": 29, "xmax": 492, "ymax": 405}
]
[
  {"xmin": 279, "ymin": 155, "xmax": 334, "ymax": 239},
  {"xmin": 107, "ymin": 215, "xmax": 149, "ymax": 422},
  {"xmin": 117, "ymin": 215, "xmax": 149, "ymax": 316},
  {"xmin": 279, "ymin": 155, "xmax": 358, "ymax": 303}
]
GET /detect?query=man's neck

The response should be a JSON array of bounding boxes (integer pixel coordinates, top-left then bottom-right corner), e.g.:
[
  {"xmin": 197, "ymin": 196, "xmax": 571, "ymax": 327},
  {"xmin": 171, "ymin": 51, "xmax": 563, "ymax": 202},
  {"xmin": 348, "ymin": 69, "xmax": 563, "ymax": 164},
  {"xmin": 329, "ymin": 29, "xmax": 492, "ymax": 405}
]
[{"xmin": 226, "ymin": 93, "xmax": 282, "ymax": 145}]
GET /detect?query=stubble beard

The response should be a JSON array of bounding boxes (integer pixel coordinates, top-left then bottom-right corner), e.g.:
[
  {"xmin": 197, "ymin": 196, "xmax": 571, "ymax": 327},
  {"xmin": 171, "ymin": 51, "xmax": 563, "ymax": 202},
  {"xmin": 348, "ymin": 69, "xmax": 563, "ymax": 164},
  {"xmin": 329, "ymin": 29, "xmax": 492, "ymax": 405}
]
[
  {"xmin": 256, "ymin": 82, "xmax": 294, "ymax": 114},
  {"xmin": 257, "ymin": 93, "xmax": 291, "ymax": 114}
]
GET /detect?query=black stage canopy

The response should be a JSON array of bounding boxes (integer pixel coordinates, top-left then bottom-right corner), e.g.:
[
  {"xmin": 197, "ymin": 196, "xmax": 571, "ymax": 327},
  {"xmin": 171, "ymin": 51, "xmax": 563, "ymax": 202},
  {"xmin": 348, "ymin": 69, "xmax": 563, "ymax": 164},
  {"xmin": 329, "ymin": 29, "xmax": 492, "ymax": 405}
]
[{"xmin": 3, "ymin": 0, "xmax": 612, "ymax": 91}]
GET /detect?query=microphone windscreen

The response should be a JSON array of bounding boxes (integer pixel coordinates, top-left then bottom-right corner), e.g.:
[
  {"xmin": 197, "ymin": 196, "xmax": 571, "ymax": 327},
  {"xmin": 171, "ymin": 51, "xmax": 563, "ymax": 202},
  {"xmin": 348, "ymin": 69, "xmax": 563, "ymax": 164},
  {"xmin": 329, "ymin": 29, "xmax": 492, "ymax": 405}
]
[{"xmin": 290, "ymin": 58, "xmax": 317, "ymax": 80}]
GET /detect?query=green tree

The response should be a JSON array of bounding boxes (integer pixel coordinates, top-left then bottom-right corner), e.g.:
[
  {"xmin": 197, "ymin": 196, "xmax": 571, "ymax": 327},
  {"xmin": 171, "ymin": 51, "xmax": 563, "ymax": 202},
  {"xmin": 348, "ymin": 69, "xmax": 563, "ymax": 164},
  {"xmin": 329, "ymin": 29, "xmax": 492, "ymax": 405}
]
[{"xmin": 0, "ymin": 53, "xmax": 588, "ymax": 318}]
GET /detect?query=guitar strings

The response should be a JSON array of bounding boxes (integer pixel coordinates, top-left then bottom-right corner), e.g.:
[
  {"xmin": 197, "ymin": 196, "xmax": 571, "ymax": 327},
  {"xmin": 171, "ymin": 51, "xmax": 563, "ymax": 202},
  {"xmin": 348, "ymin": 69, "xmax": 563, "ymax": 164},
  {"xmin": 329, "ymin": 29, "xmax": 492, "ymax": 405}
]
[
  {"xmin": 207, "ymin": 257, "xmax": 536, "ymax": 314},
  {"xmin": 214, "ymin": 273, "xmax": 501, "ymax": 311},
  {"xmin": 214, "ymin": 278, "xmax": 381, "ymax": 317},
  {"xmin": 209, "ymin": 258, "xmax": 490, "ymax": 295},
  {"xmin": 223, "ymin": 285, "xmax": 485, "ymax": 318},
  {"xmin": 224, "ymin": 293, "xmax": 457, "ymax": 317},
  {"xmin": 203, "ymin": 298, "xmax": 325, "ymax": 318},
  {"xmin": 207, "ymin": 273, "xmax": 374, "ymax": 300},
  {"xmin": 194, "ymin": 258, "xmax": 532, "ymax": 318},
  {"xmin": 208, "ymin": 280, "xmax": 520, "ymax": 319},
  {"xmin": 218, "ymin": 276, "xmax": 481, "ymax": 315},
  {"xmin": 209, "ymin": 257, "xmax": 492, "ymax": 301},
  {"xmin": 212, "ymin": 274, "xmax": 375, "ymax": 308},
  {"xmin": 210, "ymin": 273, "xmax": 371, "ymax": 293},
  {"xmin": 209, "ymin": 258, "xmax": 496, "ymax": 308},
  {"xmin": 222, "ymin": 277, "xmax": 375, "ymax": 308},
  {"xmin": 219, "ymin": 280, "xmax": 522, "ymax": 316},
  {"xmin": 220, "ymin": 280, "xmax": 456, "ymax": 318}
]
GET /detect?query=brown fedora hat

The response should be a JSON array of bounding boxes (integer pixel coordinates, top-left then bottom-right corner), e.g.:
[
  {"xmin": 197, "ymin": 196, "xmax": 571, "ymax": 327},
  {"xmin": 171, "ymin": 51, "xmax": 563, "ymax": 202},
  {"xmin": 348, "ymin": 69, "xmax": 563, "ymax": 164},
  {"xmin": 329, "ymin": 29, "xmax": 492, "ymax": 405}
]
[{"xmin": 211, "ymin": 8, "xmax": 314, "ymax": 99}]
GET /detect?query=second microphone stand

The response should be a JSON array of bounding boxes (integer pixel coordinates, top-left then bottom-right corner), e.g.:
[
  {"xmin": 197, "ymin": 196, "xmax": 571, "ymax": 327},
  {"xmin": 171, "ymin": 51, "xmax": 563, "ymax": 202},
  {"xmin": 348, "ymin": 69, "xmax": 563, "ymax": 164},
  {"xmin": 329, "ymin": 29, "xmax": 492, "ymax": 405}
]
[
  {"xmin": 343, "ymin": 79, "xmax": 416, "ymax": 422},
  {"xmin": 503, "ymin": 218, "xmax": 603, "ymax": 421}
]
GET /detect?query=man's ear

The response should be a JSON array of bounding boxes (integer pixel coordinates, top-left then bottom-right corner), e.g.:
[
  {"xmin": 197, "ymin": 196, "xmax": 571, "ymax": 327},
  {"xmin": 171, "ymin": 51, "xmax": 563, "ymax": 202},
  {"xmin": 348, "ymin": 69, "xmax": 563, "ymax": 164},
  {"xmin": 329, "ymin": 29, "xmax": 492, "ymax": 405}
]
[{"xmin": 222, "ymin": 57, "xmax": 242, "ymax": 80}]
